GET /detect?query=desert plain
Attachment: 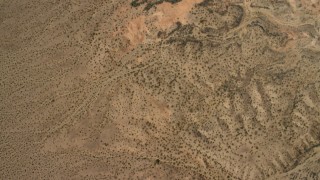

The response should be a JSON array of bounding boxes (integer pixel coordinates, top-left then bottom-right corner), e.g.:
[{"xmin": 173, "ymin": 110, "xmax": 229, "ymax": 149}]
[{"xmin": 1, "ymin": 0, "xmax": 320, "ymax": 179}]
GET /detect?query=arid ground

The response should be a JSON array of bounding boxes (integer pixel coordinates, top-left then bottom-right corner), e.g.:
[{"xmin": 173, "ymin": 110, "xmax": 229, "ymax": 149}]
[{"xmin": 1, "ymin": 0, "xmax": 320, "ymax": 179}]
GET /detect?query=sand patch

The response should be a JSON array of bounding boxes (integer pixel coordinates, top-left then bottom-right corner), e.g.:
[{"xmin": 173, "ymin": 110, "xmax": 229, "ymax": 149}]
[
  {"xmin": 153, "ymin": 0, "xmax": 203, "ymax": 30},
  {"xmin": 124, "ymin": 0, "xmax": 203, "ymax": 47},
  {"xmin": 124, "ymin": 16, "xmax": 149, "ymax": 47}
]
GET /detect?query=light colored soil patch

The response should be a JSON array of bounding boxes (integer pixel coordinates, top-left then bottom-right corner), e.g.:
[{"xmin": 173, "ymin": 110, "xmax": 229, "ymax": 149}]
[
  {"xmin": 124, "ymin": 0, "xmax": 203, "ymax": 47},
  {"xmin": 124, "ymin": 16, "xmax": 149, "ymax": 47},
  {"xmin": 153, "ymin": 0, "xmax": 203, "ymax": 30}
]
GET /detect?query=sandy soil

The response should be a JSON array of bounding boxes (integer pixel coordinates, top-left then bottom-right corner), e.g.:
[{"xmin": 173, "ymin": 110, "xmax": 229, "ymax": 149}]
[{"xmin": 1, "ymin": 0, "xmax": 320, "ymax": 179}]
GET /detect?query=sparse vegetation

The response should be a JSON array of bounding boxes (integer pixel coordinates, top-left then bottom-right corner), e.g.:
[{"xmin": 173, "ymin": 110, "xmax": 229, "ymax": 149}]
[
  {"xmin": 1, "ymin": 0, "xmax": 320, "ymax": 179},
  {"xmin": 130, "ymin": 0, "xmax": 183, "ymax": 10}
]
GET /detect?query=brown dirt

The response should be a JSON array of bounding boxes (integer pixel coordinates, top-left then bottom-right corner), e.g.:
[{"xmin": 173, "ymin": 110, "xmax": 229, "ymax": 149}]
[{"xmin": 1, "ymin": 0, "xmax": 320, "ymax": 179}]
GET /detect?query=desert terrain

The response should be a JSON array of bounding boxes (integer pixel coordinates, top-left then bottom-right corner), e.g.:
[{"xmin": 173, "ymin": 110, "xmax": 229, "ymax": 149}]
[{"xmin": 1, "ymin": 0, "xmax": 320, "ymax": 179}]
